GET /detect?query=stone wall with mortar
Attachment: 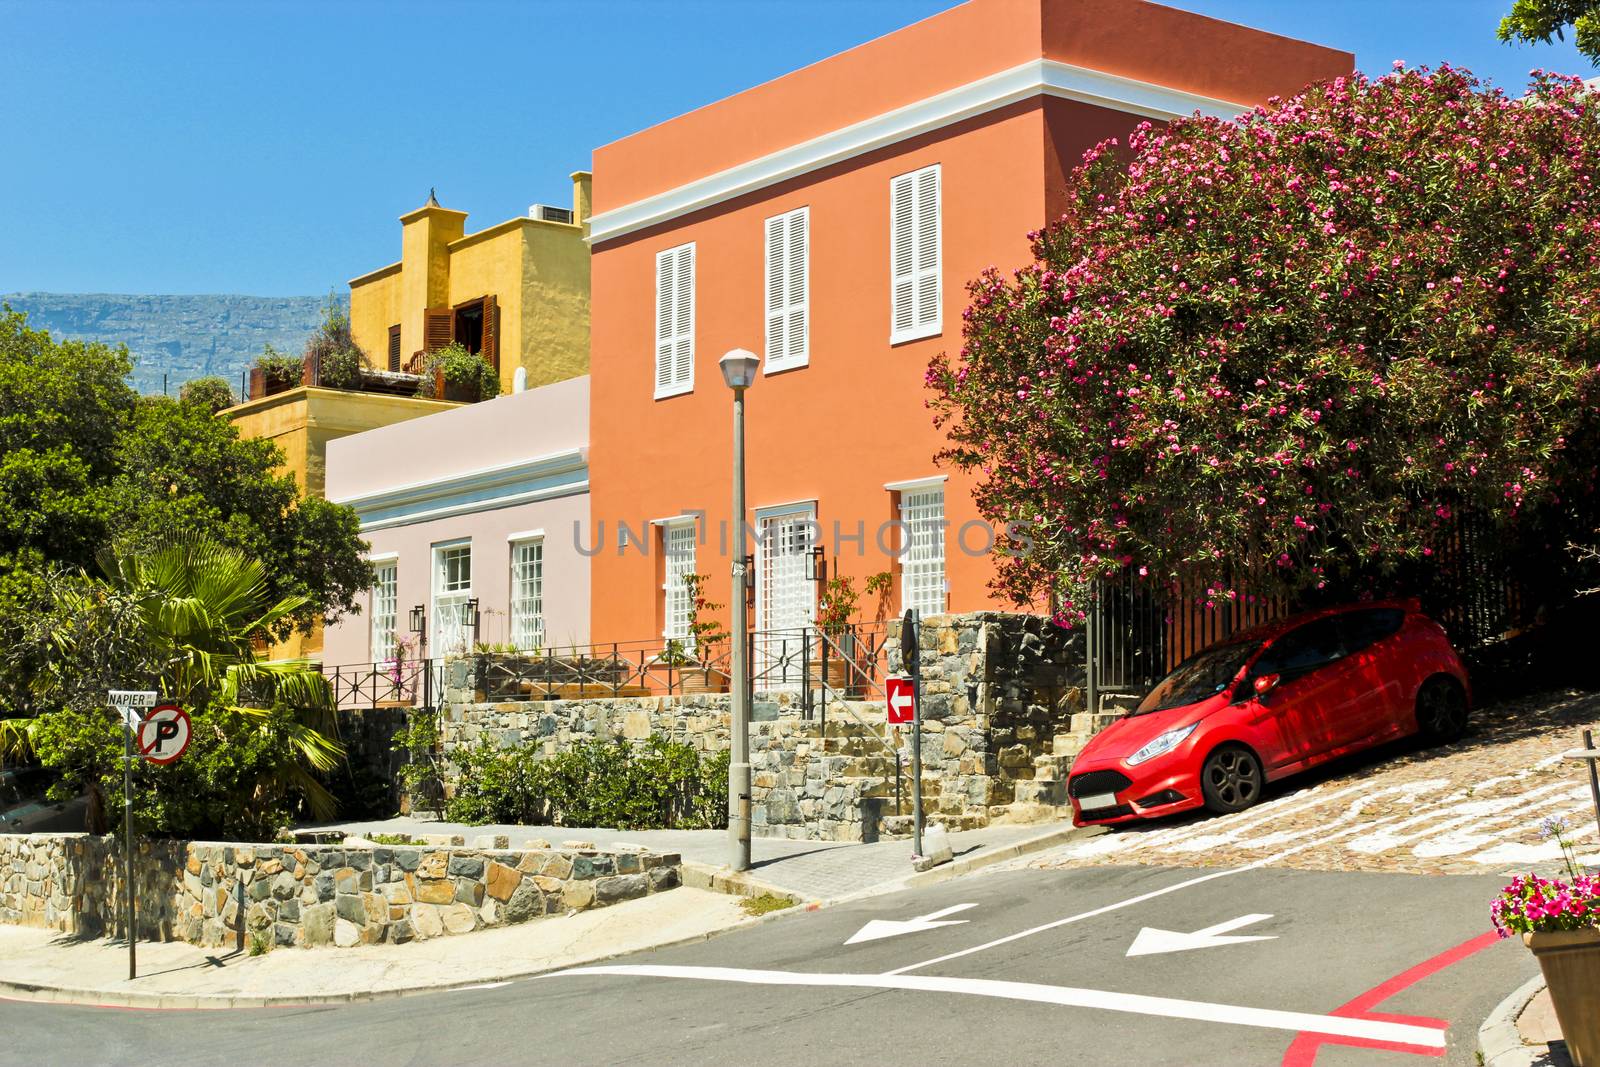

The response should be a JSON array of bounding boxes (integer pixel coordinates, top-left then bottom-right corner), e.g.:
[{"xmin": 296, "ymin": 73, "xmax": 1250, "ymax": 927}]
[
  {"xmin": 0, "ymin": 832, "xmax": 679, "ymax": 949},
  {"xmin": 433, "ymin": 612, "xmax": 1089, "ymax": 840}
]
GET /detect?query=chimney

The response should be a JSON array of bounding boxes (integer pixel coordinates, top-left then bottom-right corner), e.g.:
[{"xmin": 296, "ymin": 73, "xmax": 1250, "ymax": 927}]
[{"xmin": 570, "ymin": 170, "xmax": 593, "ymax": 229}]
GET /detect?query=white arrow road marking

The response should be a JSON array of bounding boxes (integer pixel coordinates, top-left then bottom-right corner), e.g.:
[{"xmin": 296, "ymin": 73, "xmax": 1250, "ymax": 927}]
[
  {"xmin": 845, "ymin": 903, "xmax": 977, "ymax": 945},
  {"xmin": 885, "ymin": 820, "xmax": 1388, "ymax": 976},
  {"xmin": 541, "ymin": 965, "xmax": 1444, "ymax": 1049},
  {"xmin": 1125, "ymin": 913, "xmax": 1276, "ymax": 957}
]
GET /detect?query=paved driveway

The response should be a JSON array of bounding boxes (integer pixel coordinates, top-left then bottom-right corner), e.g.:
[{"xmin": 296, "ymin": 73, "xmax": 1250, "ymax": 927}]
[{"xmin": 1034, "ymin": 688, "xmax": 1600, "ymax": 877}]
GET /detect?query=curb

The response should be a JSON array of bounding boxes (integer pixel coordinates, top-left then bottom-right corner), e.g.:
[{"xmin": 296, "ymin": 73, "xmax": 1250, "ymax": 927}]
[
  {"xmin": 1478, "ymin": 974, "xmax": 1551, "ymax": 1067},
  {"xmin": 0, "ymin": 821, "xmax": 1085, "ymax": 1012}
]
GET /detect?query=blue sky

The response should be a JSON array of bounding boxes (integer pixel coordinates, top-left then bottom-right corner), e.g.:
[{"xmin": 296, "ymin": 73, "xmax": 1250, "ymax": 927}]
[{"xmin": 0, "ymin": 0, "xmax": 1588, "ymax": 296}]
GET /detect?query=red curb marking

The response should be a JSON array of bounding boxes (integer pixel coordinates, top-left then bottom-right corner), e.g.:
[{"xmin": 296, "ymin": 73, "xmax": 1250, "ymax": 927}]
[{"xmin": 1281, "ymin": 929, "xmax": 1502, "ymax": 1065}]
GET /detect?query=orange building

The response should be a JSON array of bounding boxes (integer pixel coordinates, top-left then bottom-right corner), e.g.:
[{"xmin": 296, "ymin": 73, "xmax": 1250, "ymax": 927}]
[{"xmin": 587, "ymin": 0, "xmax": 1351, "ymax": 651}]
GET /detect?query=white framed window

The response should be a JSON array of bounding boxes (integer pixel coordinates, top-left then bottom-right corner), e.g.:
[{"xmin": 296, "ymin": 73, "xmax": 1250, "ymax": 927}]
[
  {"xmin": 756, "ymin": 504, "xmax": 816, "ymax": 688},
  {"xmin": 431, "ymin": 540, "xmax": 473, "ymax": 656},
  {"xmin": 899, "ymin": 485, "xmax": 946, "ymax": 617},
  {"xmin": 510, "ymin": 538, "xmax": 544, "ymax": 651},
  {"xmin": 662, "ymin": 520, "xmax": 697, "ymax": 643},
  {"xmin": 370, "ymin": 561, "xmax": 398, "ymax": 661},
  {"xmin": 764, "ymin": 206, "xmax": 809, "ymax": 371},
  {"xmin": 889, "ymin": 163, "xmax": 941, "ymax": 344},
  {"xmin": 654, "ymin": 242, "xmax": 695, "ymax": 398}
]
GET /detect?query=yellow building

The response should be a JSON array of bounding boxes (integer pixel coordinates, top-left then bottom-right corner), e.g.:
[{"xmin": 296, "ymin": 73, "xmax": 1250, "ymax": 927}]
[
  {"xmin": 348, "ymin": 172, "xmax": 592, "ymax": 395},
  {"xmin": 224, "ymin": 171, "xmax": 591, "ymax": 661}
]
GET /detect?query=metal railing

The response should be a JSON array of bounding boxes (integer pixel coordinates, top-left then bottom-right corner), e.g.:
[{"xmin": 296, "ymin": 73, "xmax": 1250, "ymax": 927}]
[{"xmin": 326, "ymin": 655, "xmax": 433, "ymax": 712}]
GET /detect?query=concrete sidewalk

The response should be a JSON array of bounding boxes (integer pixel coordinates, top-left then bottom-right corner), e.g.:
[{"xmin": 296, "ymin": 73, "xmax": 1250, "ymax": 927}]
[
  {"xmin": 319, "ymin": 816, "xmax": 1083, "ymax": 901},
  {"xmin": 0, "ymin": 887, "xmax": 748, "ymax": 1009}
]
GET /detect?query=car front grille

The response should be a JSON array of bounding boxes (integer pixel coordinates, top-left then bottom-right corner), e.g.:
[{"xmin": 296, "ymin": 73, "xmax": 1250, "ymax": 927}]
[
  {"xmin": 1079, "ymin": 803, "xmax": 1133, "ymax": 821},
  {"xmin": 1068, "ymin": 770, "xmax": 1133, "ymax": 798}
]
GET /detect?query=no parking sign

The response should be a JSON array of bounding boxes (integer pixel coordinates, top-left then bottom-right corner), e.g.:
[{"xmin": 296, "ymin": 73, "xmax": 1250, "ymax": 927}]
[{"xmin": 136, "ymin": 704, "xmax": 191, "ymax": 765}]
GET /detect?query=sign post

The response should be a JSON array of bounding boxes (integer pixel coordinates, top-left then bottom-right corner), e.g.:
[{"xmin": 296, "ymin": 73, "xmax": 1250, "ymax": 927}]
[
  {"xmin": 899, "ymin": 610, "xmax": 922, "ymax": 860},
  {"xmin": 1563, "ymin": 728, "xmax": 1600, "ymax": 842},
  {"xmin": 106, "ymin": 690, "xmax": 157, "ymax": 981}
]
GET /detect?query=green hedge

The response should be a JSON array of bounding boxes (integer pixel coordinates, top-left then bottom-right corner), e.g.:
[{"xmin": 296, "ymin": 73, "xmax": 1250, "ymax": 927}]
[{"xmin": 439, "ymin": 735, "xmax": 728, "ymax": 830}]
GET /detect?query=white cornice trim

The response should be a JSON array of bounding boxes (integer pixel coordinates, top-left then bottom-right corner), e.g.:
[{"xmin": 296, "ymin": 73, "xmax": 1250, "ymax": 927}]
[
  {"xmin": 884, "ymin": 475, "xmax": 948, "ymax": 493},
  {"xmin": 588, "ymin": 58, "xmax": 1249, "ymax": 245},
  {"xmin": 332, "ymin": 447, "xmax": 589, "ymax": 532}
]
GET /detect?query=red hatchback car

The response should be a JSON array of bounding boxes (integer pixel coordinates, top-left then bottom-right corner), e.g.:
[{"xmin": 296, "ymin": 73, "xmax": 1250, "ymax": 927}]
[{"xmin": 1067, "ymin": 601, "xmax": 1470, "ymax": 827}]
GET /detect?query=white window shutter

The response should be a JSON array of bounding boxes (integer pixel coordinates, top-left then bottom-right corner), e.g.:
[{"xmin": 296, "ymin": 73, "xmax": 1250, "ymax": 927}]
[
  {"xmin": 890, "ymin": 174, "xmax": 915, "ymax": 338},
  {"xmin": 786, "ymin": 209, "xmax": 807, "ymax": 360},
  {"xmin": 655, "ymin": 243, "xmax": 695, "ymax": 396},
  {"xmin": 765, "ymin": 215, "xmax": 787, "ymax": 363},
  {"xmin": 890, "ymin": 165, "xmax": 940, "ymax": 343},
  {"xmin": 764, "ymin": 207, "xmax": 808, "ymax": 369},
  {"xmin": 914, "ymin": 166, "xmax": 941, "ymax": 330},
  {"xmin": 655, "ymin": 250, "xmax": 674, "ymax": 392}
]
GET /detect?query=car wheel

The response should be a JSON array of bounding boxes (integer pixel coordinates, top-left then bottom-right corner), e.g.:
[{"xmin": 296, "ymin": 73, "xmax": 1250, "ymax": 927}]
[
  {"xmin": 1200, "ymin": 745, "xmax": 1263, "ymax": 814},
  {"xmin": 1416, "ymin": 676, "xmax": 1468, "ymax": 743}
]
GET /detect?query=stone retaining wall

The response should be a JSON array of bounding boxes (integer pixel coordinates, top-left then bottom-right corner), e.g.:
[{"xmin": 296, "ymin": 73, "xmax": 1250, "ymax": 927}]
[{"xmin": 0, "ymin": 833, "xmax": 679, "ymax": 949}]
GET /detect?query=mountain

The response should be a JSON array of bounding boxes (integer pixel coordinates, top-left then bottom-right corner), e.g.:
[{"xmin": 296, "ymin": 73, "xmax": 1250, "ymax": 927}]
[{"xmin": 1, "ymin": 292, "xmax": 345, "ymax": 396}]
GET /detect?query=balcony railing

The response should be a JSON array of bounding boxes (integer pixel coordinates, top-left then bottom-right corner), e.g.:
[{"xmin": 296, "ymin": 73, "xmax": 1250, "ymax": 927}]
[{"xmin": 322, "ymin": 622, "xmax": 895, "ymax": 715}]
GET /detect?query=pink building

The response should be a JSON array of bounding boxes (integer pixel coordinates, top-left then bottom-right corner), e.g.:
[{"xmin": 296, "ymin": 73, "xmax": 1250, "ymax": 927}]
[{"xmin": 321, "ymin": 376, "xmax": 590, "ymax": 668}]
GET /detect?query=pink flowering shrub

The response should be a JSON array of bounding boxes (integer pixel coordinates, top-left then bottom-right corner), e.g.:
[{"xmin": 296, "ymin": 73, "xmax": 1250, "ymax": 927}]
[{"xmin": 930, "ymin": 66, "xmax": 1600, "ymax": 618}]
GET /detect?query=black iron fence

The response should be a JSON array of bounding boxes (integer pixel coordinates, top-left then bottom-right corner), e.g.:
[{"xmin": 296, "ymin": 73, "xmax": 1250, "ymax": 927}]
[{"xmin": 1083, "ymin": 513, "xmax": 1555, "ymax": 712}]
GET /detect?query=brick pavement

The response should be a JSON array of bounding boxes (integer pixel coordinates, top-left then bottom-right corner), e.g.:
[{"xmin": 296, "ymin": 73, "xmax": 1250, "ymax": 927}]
[{"xmin": 1022, "ymin": 688, "xmax": 1600, "ymax": 877}]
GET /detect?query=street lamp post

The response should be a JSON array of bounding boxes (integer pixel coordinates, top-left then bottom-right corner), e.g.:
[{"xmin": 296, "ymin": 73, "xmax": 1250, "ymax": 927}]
[{"xmin": 720, "ymin": 348, "xmax": 760, "ymax": 872}]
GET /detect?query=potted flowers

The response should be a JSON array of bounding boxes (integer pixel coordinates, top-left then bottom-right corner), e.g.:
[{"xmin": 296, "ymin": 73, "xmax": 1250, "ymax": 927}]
[
  {"xmin": 1490, "ymin": 818, "xmax": 1600, "ymax": 1066},
  {"xmin": 416, "ymin": 343, "xmax": 501, "ymax": 403}
]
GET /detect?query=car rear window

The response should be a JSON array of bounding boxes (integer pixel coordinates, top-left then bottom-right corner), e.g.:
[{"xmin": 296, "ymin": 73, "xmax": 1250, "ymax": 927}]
[
  {"xmin": 1339, "ymin": 608, "xmax": 1405, "ymax": 654},
  {"xmin": 1135, "ymin": 640, "xmax": 1262, "ymax": 715}
]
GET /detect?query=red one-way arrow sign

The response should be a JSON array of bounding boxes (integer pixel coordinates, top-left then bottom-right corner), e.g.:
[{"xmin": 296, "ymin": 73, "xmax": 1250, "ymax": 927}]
[{"xmin": 887, "ymin": 676, "xmax": 915, "ymax": 725}]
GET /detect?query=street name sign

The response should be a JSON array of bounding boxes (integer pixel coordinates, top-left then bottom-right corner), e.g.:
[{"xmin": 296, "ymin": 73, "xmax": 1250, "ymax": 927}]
[
  {"xmin": 136, "ymin": 704, "xmax": 191, "ymax": 765},
  {"xmin": 108, "ymin": 690, "xmax": 158, "ymax": 730},
  {"xmin": 887, "ymin": 676, "xmax": 915, "ymax": 725}
]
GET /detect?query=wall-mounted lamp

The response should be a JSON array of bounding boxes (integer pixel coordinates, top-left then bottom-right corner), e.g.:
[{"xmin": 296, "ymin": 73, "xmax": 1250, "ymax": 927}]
[
  {"xmin": 805, "ymin": 546, "xmax": 826, "ymax": 584},
  {"xmin": 464, "ymin": 598, "xmax": 481, "ymax": 639},
  {"xmin": 409, "ymin": 605, "xmax": 426, "ymax": 634}
]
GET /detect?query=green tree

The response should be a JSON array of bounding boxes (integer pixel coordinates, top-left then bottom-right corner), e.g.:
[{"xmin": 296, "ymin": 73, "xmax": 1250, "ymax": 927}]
[
  {"xmin": 0, "ymin": 308, "xmax": 370, "ymax": 646},
  {"xmin": 1, "ymin": 539, "xmax": 344, "ymax": 838},
  {"xmin": 178, "ymin": 375, "xmax": 236, "ymax": 414},
  {"xmin": 930, "ymin": 67, "xmax": 1600, "ymax": 620},
  {"xmin": 1500, "ymin": 0, "xmax": 1600, "ymax": 62}
]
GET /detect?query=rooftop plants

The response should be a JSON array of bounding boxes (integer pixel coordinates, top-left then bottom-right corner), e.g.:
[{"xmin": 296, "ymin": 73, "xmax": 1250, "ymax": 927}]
[
  {"xmin": 930, "ymin": 65, "xmax": 1600, "ymax": 622},
  {"xmin": 416, "ymin": 342, "xmax": 501, "ymax": 403},
  {"xmin": 253, "ymin": 343, "xmax": 303, "ymax": 390}
]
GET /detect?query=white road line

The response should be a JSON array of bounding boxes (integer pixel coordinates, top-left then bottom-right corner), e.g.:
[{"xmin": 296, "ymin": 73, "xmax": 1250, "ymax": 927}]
[
  {"xmin": 884, "ymin": 822, "xmax": 1381, "ymax": 976},
  {"xmin": 544, "ymin": 964, "xmax": 1444, "ymax": 1049}
]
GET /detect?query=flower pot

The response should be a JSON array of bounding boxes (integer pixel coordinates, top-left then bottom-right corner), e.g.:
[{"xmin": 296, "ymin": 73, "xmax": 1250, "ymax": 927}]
[
  {"xmin": 1524, "ymin": 927, "xmax": 1600, "ymax": 1066},
  {"xmin": 433, "ymin": 367, "xmax": 477, "ymax": 403},
  {"xmin": 680, "ymin": 666, "xmax": 729, "ymax": 694}
]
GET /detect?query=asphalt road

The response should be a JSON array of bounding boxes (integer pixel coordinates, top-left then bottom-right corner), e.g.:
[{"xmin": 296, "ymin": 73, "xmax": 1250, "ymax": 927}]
[{"xmin": 0, "ymin": 864, "xmax": 1534, "ymax": 1067}]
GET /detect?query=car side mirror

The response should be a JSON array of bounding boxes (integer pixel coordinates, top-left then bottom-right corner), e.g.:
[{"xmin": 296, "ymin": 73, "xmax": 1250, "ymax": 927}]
[{"xmin": 1253, "ymin": 673, "xmax": 1280, "ymax": 697}]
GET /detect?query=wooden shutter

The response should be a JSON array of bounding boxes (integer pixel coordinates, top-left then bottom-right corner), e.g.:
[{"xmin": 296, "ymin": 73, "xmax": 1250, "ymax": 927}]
[
  {"xmin": 765, "ymin": 207, "xmax": 808, "ymax": 368},
  {"xmin": 424, "ymin": 306, "xmax": 454, "ymax": 352},
  {"xmin": 654, "ymin": 243, "xmax": 694, "ymax": 396},
  {"xmin": 480, "ymin": 295, "xmax": 499, "ymax": 371},
  {"xmin": 387, "ymin": 325, "xmax": 401, "ymax": 371},
  {"xmin": 890, "ymin": 164, "xmax": 940, "ymax": 342}
]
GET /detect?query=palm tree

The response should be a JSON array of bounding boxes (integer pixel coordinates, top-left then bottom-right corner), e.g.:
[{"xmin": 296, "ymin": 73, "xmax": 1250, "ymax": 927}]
[{"xmin": 2, "ymin": 537, "xmax": 346, "ymax": 830}]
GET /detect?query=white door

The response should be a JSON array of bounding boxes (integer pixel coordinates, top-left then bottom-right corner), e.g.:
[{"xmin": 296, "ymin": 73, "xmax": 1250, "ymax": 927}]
[
  {"xmin": 756, "ymin": 507, "xmax": 815, "ymax": 686},
  {"xmin": 432, "ymin": 542, "xmax": 472, "ymax": 657}
]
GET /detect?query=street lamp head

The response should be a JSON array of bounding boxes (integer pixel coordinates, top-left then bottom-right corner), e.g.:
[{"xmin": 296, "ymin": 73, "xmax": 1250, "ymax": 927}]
[{"xmin": 719, "ymin": 348, "xmax": 760, "ymax": 391}]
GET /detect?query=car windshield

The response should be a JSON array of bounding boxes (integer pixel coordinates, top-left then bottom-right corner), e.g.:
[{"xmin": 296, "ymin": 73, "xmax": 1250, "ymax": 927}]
[{"xmin": 1134, "ymin": 640, "xmax": 1261, "ymax": 715}]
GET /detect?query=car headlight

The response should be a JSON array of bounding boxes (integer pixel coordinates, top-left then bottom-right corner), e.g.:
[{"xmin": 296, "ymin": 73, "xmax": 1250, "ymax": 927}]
[{"xmin": 1127, "ymin": 723, "xmax": 1198, "ymax": 766}]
